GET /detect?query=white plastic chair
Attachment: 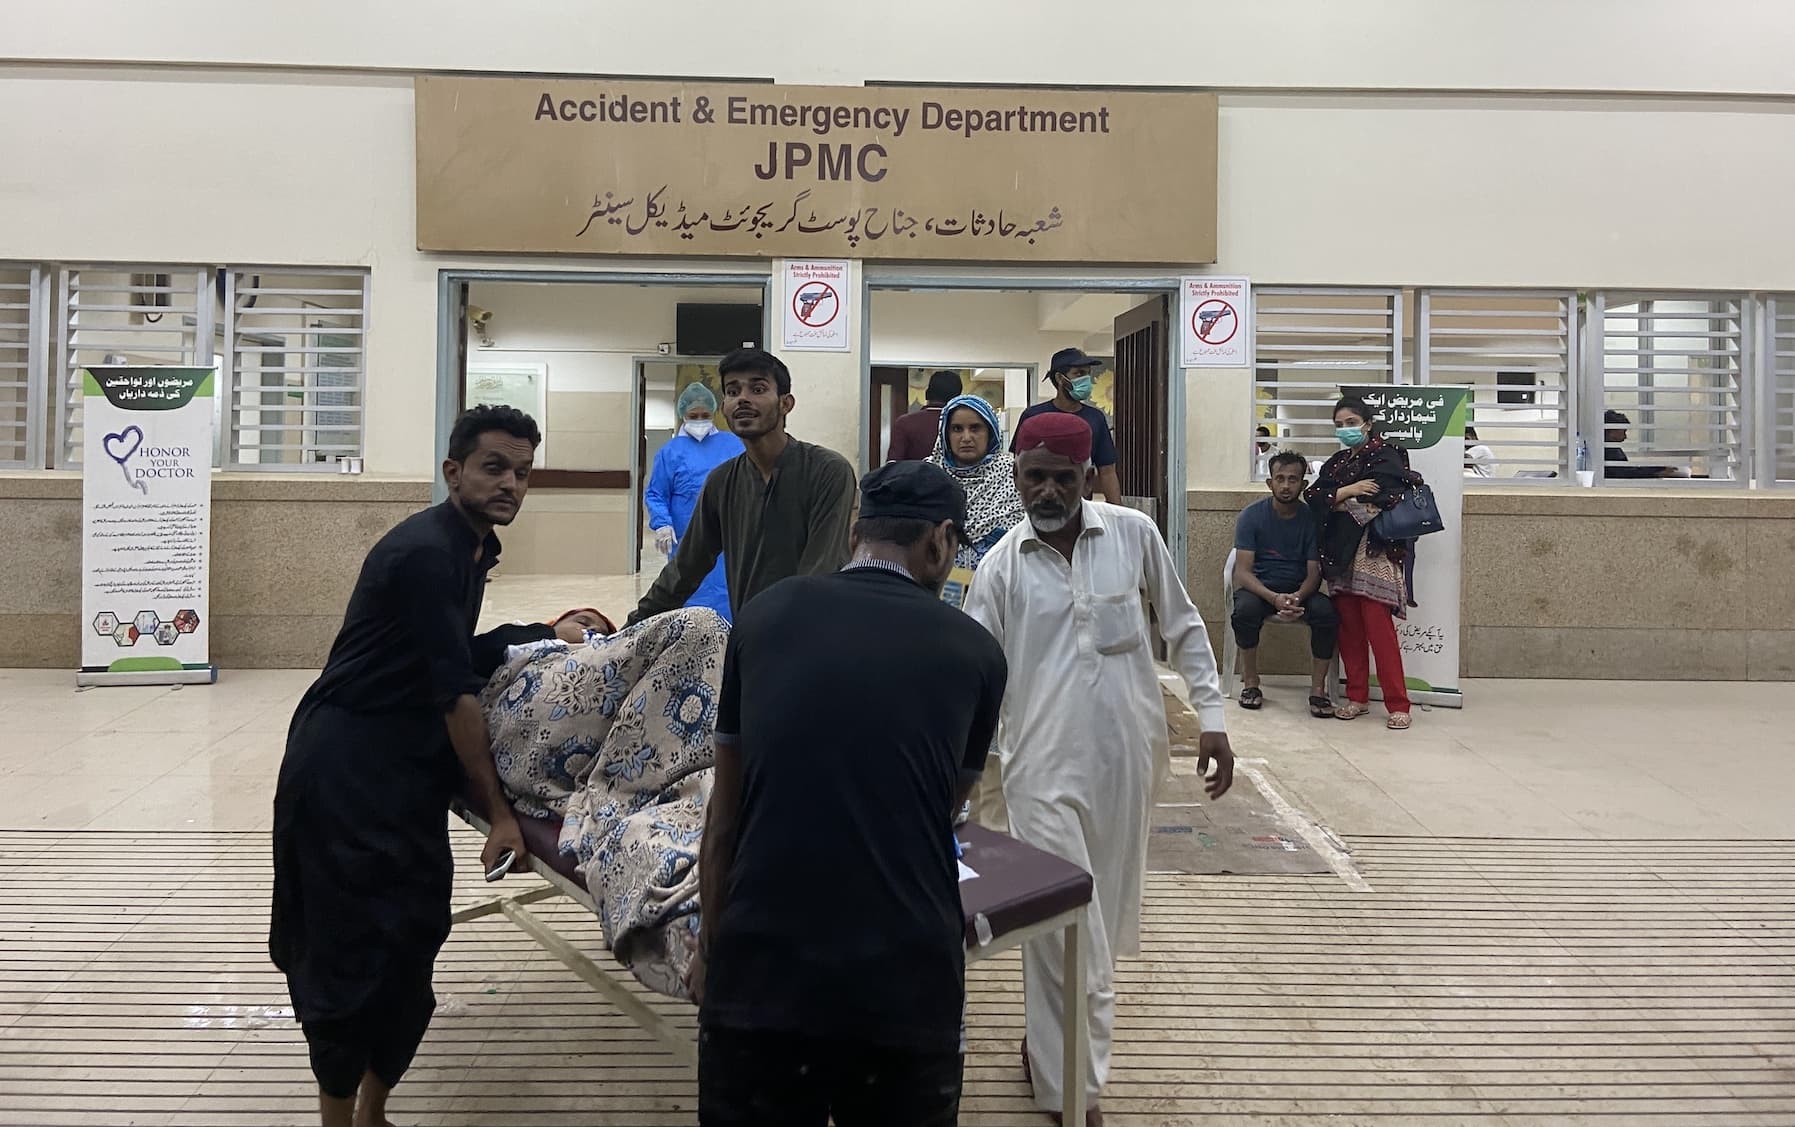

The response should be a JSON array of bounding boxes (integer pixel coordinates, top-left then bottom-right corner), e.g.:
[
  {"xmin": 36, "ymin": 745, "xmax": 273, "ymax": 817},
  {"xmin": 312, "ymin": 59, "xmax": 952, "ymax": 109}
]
[{"xmin": 1219, "ymin": 547, "xmax": 1340, "ymax": 702}]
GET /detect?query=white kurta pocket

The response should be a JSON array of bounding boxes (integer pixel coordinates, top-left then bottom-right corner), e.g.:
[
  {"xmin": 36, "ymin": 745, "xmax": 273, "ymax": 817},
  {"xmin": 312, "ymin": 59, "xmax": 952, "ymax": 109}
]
[{"xmin": 1090, "ymin": 591, "xmax": 1145, "ymax": 654}]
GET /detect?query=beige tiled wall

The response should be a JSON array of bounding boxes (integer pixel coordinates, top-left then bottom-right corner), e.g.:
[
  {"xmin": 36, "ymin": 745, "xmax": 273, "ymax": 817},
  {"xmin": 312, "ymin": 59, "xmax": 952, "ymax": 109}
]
[
  {"xmin": 543, "ymin": 390, "xmax": 633, "ymax": 470},
  {"xmin": 1188, "ymin": 486, "xmax": 1795, "ymax": 681},
  {"xmin": 492, "ymin": 488, "xmax": 634, "ymax": 576},
  {"xmin": 0, "ymin": 474, "xmax": 431, "ymax": 669},
  {"xmin": 6, "ymin": 471, "xmax": 1792, "ymax": 679}
]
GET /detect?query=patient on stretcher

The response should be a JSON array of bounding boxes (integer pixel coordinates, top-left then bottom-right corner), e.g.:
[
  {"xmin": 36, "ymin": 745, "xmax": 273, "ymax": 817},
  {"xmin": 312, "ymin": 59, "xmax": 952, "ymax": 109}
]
[{"xmin": 478, "ymin": 607, "xmax": 724, "ymax": 998}]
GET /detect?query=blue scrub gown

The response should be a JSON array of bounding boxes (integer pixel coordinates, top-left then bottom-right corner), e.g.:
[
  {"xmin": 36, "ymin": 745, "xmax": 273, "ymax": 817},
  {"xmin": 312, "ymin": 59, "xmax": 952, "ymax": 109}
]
[{"xmin": 645, "ymin": 428, "xmax": 746, "ymax": 620}]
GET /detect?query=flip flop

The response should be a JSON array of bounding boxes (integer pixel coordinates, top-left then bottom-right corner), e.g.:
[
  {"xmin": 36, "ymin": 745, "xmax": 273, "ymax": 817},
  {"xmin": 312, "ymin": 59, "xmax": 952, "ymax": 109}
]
[
  {"xmin": 1238, "ymin": 686, "xmax": 1264, "ymax": 710},
  {"xmin": 1308, "ymin": 695, "xmax": 1334, "ymax": 718}
]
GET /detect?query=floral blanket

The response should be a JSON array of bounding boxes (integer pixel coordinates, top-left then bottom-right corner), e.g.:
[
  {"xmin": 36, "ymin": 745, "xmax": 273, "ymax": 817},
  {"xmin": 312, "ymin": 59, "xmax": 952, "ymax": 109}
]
[{"xmin": 479, "ymin": 608, "xmax": 727, "ymax": 998}]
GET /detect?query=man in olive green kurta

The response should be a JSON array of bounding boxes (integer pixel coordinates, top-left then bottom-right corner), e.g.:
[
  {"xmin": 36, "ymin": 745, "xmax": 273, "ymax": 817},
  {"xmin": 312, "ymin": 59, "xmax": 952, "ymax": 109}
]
[{"xmin": 630, "ymin": 348, "xmax": 856, "ymax": 626}]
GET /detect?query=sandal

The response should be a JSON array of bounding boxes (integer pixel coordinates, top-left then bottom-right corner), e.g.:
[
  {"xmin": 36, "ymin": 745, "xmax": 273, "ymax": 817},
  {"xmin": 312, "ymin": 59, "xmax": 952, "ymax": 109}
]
[
  {"xmin": 1335, "ymin": 701, "xmax": 1370, "ymax": 720},
  {"xmin": 1386, "ymin": 712, "xmax": 1412, "ymax": 730},
  {"xmin": 1238, "ymin": 686, "xmax": 1264, "ymax": 710},
  {"xmin": 1308, "ymin": 695, "xmax": 1334, "ymax": 718}
]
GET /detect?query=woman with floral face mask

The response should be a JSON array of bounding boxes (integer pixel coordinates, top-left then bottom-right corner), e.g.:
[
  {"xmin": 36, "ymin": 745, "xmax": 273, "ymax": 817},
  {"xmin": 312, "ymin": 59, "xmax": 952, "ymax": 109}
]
[
  {"xmin": 1305, "ymin": 395, "xmax": 1419, "ymax": 730},
  {"xmin": 644, "ymin": 382, "xmax": 745, "ymax": 620}
]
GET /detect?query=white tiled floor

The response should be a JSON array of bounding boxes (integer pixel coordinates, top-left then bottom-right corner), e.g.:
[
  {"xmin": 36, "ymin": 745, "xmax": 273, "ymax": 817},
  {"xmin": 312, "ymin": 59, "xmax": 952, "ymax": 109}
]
[
  {"xmin": 3, "ymin": 656, "xmax": 1794, "ymax": 1124},
  {"xmin": 9, "ymin": 661, "xmax": 1791, "ymax": 841},
  {"xmin": 0, "ymin": 669, "xmax": 311, "ymax": 833}
]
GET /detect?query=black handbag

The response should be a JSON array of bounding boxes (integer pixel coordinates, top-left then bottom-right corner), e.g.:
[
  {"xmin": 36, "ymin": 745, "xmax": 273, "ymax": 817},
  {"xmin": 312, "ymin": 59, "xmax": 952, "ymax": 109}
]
[{"xmin": 1371, "ymin": 482, "xmax": 1445, "ymax": 542}]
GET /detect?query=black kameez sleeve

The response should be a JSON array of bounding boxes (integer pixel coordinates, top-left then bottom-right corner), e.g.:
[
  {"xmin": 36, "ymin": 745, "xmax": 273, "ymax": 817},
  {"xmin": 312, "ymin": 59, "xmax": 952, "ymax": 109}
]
[
  {"xmin": 963, "ymin": 643, "xmax": 1007, "ymax": 773},
  {"xmin": 715, "ymin": 621, "xmax": 744, "ymax": 744},
  {"xmin": 395, "ymin": 546, "xmax": 489, "ymax": 711},
  {"xmin": 470, "ymin": 622, "xmax": 556, "ymax": 679}
]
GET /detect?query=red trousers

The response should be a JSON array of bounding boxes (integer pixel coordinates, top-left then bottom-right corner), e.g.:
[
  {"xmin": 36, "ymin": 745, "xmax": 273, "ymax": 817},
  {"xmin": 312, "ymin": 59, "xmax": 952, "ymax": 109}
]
[{"xmin": 1332, "ymin": 591, "xmax": 1411, "ymax": 714}]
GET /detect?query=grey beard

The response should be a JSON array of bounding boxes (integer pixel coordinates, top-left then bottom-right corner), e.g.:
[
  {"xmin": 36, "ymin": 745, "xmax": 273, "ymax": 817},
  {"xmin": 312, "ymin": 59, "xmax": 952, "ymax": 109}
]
[{"xmin": 1029, "ymin": 501, "xmax": 1078, "ymax": 533}]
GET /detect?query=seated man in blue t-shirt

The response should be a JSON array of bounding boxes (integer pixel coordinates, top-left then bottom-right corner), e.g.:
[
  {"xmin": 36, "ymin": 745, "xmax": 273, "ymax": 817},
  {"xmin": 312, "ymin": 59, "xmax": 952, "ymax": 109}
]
[{"xmin": 1231, "ymin": 450, "xmax": 1337, "ymax": 717}]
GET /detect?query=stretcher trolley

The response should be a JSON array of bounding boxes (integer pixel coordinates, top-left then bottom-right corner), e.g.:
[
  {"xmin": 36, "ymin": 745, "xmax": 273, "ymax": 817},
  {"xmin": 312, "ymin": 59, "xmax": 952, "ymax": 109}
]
[{"xmin": 451, "ymin": 797, "xmax": 1095, "ymax": 1122}]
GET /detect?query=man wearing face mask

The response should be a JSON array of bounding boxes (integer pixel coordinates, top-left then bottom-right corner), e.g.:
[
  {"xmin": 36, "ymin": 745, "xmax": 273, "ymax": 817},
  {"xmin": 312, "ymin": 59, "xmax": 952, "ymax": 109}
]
[
  {"xmin": 1011, "ymin": 348, "xmax": 1123, "ymax": 505},
  {"xmin": 645, "ymin": 382, "xmax": 746, "ymax": 620},
  {"xmin": 966, "ymin": 412, "xmax": 1232, "ymax": 1126},
  {"xmin": 692, "ymin": 460, "xmax": 1007, "ymax": 1127}
]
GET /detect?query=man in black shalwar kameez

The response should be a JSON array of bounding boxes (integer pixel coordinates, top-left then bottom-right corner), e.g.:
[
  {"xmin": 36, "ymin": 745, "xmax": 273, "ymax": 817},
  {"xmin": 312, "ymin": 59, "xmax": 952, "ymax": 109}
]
[{"xmin": 270, "ymin": 405, "xmax": 549, "ymax": 1127}]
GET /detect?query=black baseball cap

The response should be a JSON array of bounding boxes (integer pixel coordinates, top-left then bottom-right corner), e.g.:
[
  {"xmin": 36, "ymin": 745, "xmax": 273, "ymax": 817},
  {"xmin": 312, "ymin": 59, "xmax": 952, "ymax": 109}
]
[
  {"xmin": 1604, "ymin": 409, "xmax": 1631, "ymax": 425},
  {"xmin": 1048, "ymin": 347, "xmax": 1103, "ymax": 375},
  {"xmin": 859, "ymin": 461, "xmax": 968, "ymax": 533}
]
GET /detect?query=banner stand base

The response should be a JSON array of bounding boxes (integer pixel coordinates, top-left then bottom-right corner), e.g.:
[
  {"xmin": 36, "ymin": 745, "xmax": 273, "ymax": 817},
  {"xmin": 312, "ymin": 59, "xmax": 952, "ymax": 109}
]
[
  {"xmin": 77, "ymin": 665, "xmax": 218, "ymax": 688},
  {"xmin": 1338, "ymin": 680, "xmax": 1465, "ymax": 710}
]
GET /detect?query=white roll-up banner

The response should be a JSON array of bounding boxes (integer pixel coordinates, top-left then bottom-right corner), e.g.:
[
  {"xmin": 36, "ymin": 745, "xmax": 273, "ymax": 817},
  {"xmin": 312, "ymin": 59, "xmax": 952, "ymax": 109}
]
[{"xmin": 78, "ymin": 367, "xmax": 217, "ymax": 687}]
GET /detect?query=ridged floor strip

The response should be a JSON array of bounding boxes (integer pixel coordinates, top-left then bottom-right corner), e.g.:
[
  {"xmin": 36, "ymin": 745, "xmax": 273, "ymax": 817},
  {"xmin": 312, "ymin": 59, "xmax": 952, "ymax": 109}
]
[{"xmin": 1, "ymin": 830, "xmax": 1790, "ymax": 1125}]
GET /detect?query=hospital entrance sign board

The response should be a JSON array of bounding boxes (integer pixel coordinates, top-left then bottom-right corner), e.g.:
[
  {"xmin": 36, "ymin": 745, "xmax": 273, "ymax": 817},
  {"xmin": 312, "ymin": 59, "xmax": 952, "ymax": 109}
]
[
  {"xmin": 416, "ymin": 77, "xmax": 1218, "ymax": 264},
  {"xmin": 1179, "ymin": 276, "xmax": 1252, "ymax": 368}
]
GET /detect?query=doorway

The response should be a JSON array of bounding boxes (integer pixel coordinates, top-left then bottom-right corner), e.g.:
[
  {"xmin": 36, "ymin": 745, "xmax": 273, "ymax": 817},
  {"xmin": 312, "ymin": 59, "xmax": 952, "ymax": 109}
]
[
  {"xmin": 868, "ymin": 364, "xmax": 1035, "ymax": 465},
  {"xmin": 869, "ymin": 365, "xmax": 908, "ymax": 465},
  {"xmin": 863, "ymin": 279, "xmax": 1183, "ymax": 552},
  {"xmin": 435, "ymin": 271, "xmax": 769, "ymax": 629},
  {"xmin": 1113, "ymin": 295, "xmax": 1172, "ymax": 529},
  {"xmin": 634, "ymin": 356, "xmax": 725, "ymax": 572}
]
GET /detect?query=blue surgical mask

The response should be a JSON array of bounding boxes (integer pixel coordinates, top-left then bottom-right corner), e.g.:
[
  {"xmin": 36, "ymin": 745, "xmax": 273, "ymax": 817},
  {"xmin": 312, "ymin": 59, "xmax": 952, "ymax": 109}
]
[
  {"xmin": 684, "ymin": 420, "xmax": 715, "ymax": 441},
  {"xmin": 1067, "ymin": 375, "xmax": 1095, "ymax": 402},
  {"xmin": 1335, "ymin": 426, "xmax": 1367, "ymax": 448}
]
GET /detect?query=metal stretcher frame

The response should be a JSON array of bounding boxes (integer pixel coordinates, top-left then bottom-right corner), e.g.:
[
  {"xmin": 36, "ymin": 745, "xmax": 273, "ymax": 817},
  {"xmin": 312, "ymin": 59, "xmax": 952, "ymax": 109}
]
[{"xmin": 449, "ymin": 801, "xmax": 1092, "ymax": 1122}]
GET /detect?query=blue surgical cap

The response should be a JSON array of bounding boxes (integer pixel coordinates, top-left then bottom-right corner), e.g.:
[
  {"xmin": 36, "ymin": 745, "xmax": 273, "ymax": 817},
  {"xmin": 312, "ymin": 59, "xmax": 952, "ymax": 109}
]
[{"xmin": 677, "ymin": 382, "xmax": 717, "ymax": 416}]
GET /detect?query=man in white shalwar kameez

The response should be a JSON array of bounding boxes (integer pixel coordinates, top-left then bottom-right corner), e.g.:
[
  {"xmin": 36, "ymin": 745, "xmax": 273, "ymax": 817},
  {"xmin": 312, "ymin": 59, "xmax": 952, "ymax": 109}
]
[{"xmin": 964, "ymin": 412, "xmax": 1233, "ymax": 1124}]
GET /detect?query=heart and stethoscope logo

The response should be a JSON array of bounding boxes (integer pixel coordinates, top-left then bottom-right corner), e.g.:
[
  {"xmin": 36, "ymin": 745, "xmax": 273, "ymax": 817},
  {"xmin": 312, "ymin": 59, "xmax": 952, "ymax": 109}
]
[{"xmin": 103, "ymin": 425, "xmax": 148, "ymax": 494}]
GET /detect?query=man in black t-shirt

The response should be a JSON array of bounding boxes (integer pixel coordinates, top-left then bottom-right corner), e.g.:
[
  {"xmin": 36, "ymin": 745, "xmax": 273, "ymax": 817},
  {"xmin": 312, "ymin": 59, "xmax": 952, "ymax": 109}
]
[{"xmin": 693, "ymin": 461, "xmax": 1008, "ymax": 1127}]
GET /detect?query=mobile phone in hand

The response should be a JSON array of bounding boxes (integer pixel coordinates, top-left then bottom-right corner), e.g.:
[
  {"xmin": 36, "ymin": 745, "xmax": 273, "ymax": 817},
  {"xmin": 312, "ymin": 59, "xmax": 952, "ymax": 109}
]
[{"xmin": 484, "ymin": 849, "xmax": 516, "ymax": 883}]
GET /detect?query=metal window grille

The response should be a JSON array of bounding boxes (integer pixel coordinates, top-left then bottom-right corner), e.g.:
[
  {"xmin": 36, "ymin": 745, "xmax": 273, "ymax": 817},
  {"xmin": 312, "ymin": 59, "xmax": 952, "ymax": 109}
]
[
  {"xmin": 222, "ymin": 269, "xmax": 368, "ymax": 467},
  {"xmin": 1588, "ymin": 294, "xmax": 1747, "ymax": 483},
  {"xmin": 1767, "ymin": 296, "xmax": 1795, "ymax": 485},
  {"xmin": 54, "ymin": 266, "xmax": 211, "ymax": 469},
  {"xmin": 1418, "ymin": 289, "xmax": 1576, "ymax": 481},
  {"xmin": 0, "ymin": 265, "xmax": 48, "ymax": 469},
  {"xmin": 1249, "ymin": 288, "xmax": 1403, "ymax": 475}
]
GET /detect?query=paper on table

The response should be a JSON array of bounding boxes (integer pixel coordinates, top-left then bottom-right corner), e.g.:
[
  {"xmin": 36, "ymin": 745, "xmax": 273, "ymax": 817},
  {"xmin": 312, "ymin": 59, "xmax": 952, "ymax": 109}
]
[{"xmin": 957, "ymin": 860, "xmax": 979, "ymax": 883}]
